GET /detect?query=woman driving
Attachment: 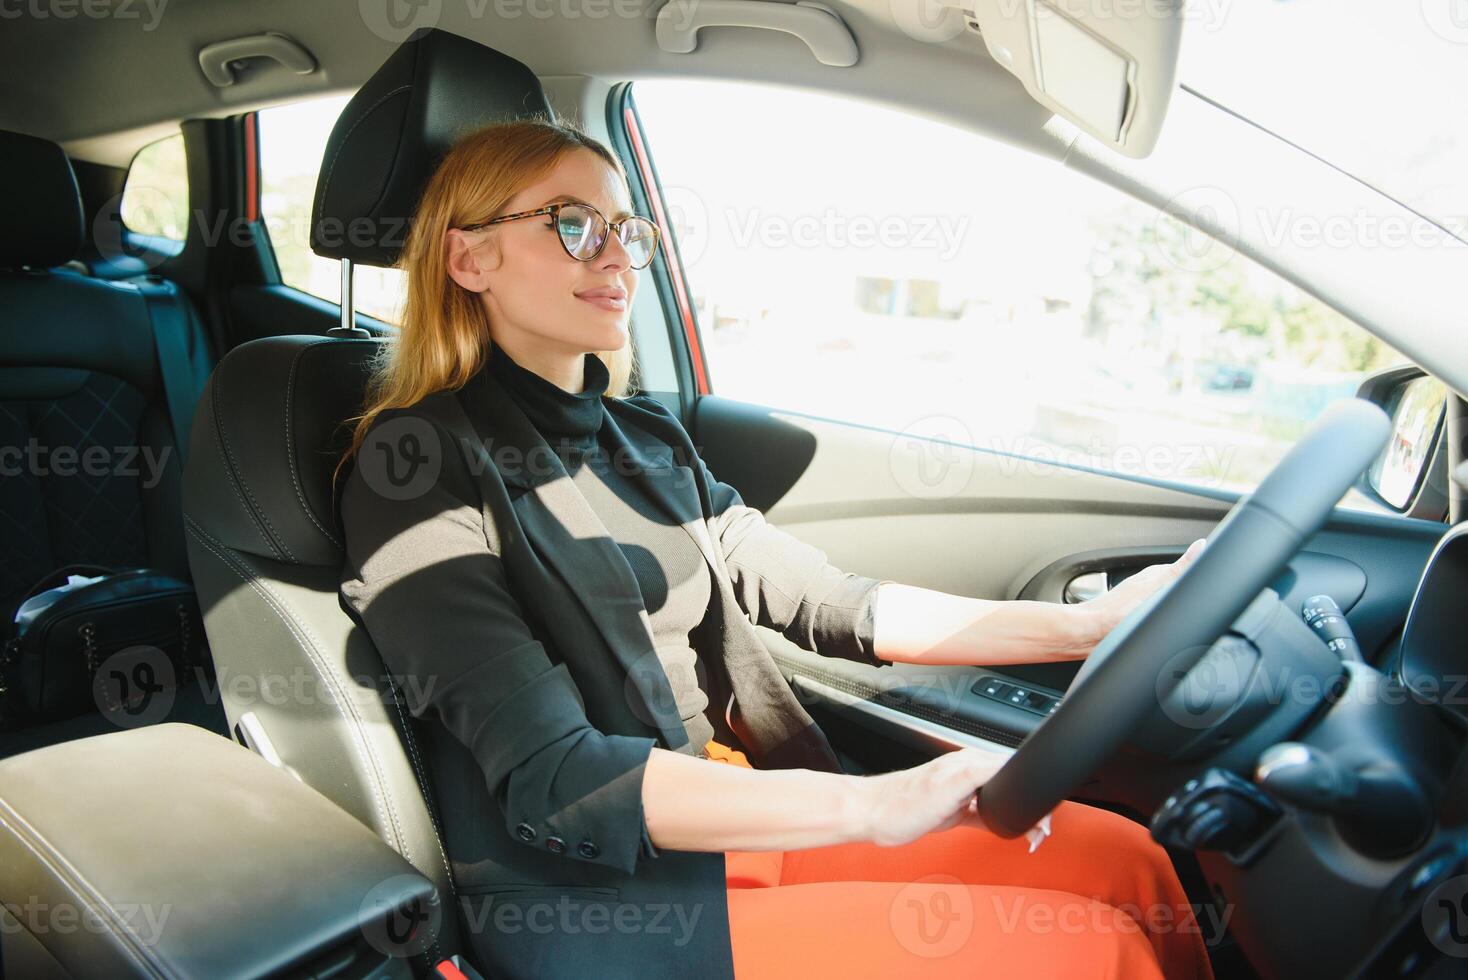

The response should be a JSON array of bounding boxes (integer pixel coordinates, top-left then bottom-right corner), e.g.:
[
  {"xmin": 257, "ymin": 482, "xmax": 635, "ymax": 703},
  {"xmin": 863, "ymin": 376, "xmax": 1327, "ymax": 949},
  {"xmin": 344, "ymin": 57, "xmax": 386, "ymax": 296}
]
[{"xmin": 336, "ymin": 118, "xmax": 1214, "ymax": 980}]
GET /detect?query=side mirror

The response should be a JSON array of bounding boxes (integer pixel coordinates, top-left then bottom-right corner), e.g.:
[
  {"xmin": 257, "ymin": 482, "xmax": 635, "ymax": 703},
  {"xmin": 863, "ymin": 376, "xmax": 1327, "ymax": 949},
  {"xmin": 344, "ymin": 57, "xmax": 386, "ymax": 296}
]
[{"xmin": 1354, "ymin": 367, "xmax": 1448, "ymax": 515}]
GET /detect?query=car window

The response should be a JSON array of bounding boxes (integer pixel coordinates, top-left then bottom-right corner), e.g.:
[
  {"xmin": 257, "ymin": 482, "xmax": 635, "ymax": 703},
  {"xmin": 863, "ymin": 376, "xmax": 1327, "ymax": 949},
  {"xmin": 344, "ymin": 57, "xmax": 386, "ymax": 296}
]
[
  {"xmin": 257, "ymin": 94, "xmax": 407, "ymax": 324},
  {"xmin": 121, "ymin": 133, "xmax": 188, "ymax": 242},
  {"xmin": 632, "ymin": 79, "xmax": 1410, "ymax": 499}
]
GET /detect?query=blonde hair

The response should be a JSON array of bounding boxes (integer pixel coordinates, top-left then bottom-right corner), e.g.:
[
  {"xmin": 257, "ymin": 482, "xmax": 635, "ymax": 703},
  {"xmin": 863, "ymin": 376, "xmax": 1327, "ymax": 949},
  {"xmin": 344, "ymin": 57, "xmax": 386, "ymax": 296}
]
[{"xmin": 334, "ymin": 118, "xmax": 639, "ymax": 489}]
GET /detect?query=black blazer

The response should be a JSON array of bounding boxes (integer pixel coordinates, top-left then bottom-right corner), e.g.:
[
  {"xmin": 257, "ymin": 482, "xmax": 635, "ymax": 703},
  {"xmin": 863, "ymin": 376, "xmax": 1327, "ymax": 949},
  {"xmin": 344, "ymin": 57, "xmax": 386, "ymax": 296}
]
[{"xmin": 338, "ymin": 358, "xmax": 885, "ymax": 978}]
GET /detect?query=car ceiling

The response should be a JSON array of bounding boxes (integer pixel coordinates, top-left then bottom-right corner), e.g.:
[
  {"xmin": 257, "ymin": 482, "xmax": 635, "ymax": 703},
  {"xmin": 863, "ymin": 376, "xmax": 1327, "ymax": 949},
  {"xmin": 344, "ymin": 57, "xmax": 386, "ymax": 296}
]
[
  {"xmin": 0, "ymin": 0, "xmax": 1053, "ymax": 168},
  {"xmin": 7, "ymin": 0, "xmax": 1468, "ymax": 402}
]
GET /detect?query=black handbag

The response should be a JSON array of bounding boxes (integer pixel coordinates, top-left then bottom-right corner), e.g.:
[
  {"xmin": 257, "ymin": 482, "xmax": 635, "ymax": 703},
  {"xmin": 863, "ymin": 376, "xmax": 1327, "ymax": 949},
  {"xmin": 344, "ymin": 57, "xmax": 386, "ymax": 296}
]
[{"xmin": 0, "ymin": 563, "xmax": 207, "ymax": 730}]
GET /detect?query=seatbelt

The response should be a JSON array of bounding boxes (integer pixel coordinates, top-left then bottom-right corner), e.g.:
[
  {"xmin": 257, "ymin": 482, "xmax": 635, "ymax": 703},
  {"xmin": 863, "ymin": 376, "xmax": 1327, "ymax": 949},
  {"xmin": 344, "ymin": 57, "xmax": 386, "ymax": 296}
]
[{"xmin": 135, "ymin": 277, "xmax": 211, "ymax": 468}]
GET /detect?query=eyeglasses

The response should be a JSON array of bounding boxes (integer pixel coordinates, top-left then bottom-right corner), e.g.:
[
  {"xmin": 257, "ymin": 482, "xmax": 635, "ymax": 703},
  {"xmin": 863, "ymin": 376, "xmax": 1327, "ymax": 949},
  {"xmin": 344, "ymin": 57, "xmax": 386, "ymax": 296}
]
[{"xmin": 459, "ymin": 201, "xmax": 661, "ymax": 270}]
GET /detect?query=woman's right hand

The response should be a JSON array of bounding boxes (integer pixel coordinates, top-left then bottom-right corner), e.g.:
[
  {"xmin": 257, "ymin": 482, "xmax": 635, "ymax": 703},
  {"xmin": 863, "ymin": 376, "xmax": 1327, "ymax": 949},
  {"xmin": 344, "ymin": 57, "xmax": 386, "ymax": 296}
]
[{"xmin": 854, "ymin": 747, "xmax": 1010, "ymax": 847}]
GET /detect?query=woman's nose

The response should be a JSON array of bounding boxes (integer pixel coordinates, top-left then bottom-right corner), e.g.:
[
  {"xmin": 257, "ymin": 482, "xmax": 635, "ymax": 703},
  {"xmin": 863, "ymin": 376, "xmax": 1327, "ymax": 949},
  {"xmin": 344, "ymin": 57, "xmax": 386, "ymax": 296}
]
[{"xmin": 596, "ymin": 228, "xmax": 633, "ymax": 270}]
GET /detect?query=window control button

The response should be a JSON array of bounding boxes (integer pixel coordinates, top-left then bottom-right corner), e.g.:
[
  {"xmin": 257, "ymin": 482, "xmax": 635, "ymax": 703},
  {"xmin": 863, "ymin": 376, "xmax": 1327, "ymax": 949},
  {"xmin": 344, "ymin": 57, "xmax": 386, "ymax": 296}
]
[{"xmin": 972, "ymin": 678, "xmax": 1013, "ymax": 700}]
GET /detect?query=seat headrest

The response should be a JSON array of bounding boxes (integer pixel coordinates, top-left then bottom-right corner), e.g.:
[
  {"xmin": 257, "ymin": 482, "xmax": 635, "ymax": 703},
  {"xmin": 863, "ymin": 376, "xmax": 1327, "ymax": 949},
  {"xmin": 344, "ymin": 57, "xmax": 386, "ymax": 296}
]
[
  {"xmin": 310, "ymin": 29, "xmax": 554, "ymax": 268},
  {"xmin": 0, "ymin": 129, "xmax": 84, "ymax": 269},
  {"xmin": 183, "ymin": 335, "xmax": 382, "ymax": 567}
]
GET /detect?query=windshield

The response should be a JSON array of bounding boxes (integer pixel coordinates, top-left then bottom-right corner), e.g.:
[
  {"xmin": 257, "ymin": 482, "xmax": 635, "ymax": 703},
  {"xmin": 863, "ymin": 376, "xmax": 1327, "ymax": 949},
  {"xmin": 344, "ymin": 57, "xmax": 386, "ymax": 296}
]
[{"xmin": 1181, "ymin": 0, "xmax": 1466, "ymax": 238}]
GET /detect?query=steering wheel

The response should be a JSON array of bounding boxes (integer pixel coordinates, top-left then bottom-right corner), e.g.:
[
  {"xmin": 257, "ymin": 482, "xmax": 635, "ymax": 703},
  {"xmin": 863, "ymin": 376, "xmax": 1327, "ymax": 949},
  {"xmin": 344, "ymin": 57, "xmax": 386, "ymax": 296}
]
[{"xmin": 976, "ymin": 398, "xmax": 1392, "ymax": 838}]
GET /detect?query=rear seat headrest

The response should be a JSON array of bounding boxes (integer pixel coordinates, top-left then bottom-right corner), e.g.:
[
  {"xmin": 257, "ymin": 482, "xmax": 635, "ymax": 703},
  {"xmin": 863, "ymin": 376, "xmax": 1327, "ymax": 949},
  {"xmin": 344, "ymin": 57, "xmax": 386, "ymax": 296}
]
[
  {"xmin": 0, "ymin": 129, "xmax": 83, "ymax": 270},
  {"xmin": 310, "ymin": 29, "xmax": 555, "ymax": 269}
]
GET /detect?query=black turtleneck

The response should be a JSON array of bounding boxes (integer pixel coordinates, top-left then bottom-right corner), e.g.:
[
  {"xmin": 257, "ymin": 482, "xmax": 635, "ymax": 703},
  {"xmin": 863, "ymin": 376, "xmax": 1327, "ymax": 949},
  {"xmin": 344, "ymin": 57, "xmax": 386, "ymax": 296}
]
[
  {"xmin": 488, "ymin": 345, "xmax": 719, "ymax": 754},
  {"xmin": 487, "ymin": 348, "xmax": 608, "ymax": 459}
]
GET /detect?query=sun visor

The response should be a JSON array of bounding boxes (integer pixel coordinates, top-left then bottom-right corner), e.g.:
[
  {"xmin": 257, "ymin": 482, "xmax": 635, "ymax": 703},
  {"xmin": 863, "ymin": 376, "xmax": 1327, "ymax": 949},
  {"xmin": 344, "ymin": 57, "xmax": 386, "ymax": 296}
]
[{"xmin": 938, "ymin": 0, "xmax": 1184, "ymax": 157}]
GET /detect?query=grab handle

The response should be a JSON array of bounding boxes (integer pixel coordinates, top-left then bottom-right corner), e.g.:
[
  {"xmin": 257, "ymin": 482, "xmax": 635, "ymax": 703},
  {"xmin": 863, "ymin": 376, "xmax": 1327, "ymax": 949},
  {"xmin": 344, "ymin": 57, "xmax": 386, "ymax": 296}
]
[{"xmin": 655, "ymin": 0, "xmax": 858, "ymax": 67}]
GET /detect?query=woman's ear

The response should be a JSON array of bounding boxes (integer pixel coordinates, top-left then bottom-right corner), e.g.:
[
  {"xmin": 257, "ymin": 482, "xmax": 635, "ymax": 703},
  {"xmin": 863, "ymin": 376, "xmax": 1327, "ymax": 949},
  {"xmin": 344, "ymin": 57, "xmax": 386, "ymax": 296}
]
[{"xmin": 444, "ymin": 229, "xmax": 500, "ymax": 292}]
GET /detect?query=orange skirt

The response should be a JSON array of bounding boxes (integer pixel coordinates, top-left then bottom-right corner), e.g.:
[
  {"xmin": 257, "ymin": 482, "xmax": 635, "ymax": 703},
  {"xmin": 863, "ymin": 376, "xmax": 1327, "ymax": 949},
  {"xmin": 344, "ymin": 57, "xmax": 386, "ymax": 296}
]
[{"xmin": 705, "ymin": 739, "xmax": 1214, "ymax": 980}]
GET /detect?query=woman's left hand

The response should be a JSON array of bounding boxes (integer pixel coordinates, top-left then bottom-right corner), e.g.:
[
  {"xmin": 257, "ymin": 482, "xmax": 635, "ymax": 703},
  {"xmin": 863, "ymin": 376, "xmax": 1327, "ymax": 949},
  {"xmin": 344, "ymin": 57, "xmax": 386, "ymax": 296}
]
[{"xmin": 1079, "ymin": 537, "xmax": 1208, "ymax": 641}]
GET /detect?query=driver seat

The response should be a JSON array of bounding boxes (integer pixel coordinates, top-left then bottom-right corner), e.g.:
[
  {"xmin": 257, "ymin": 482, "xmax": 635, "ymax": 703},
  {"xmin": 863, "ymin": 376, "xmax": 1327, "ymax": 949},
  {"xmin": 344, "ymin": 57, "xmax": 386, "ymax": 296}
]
[{"xmin": 181, "ymin": 30, "xmax": 555, "ymax": 971}]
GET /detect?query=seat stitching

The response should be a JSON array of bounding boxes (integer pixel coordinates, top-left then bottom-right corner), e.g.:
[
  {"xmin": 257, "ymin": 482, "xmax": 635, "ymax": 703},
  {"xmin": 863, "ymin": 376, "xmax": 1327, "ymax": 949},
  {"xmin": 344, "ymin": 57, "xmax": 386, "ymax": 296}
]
[
  {"xmin": 208, "ymin": 372, "xmax": 290, "ymax": 562},
  {"xmin": 283, "ymin": 340, "xmax": 345, "ymax": 549},
  {"xmin": 385, "ymin": 675, "xmax": 455, "ymax": 884},
  {"xmin": 0, "ymin": 798, "xmax": 170, "ymax": 978},
  {"xmin": 184, "ymin": 518, "xmax": 409, "ymax": 864},
  {"xmin": 313, "ymin": 84, "xmax": 414, "ymax": 229},
  {"xmin": 384, "ymin": 672, "xmax": 452, "ymax": 964}
]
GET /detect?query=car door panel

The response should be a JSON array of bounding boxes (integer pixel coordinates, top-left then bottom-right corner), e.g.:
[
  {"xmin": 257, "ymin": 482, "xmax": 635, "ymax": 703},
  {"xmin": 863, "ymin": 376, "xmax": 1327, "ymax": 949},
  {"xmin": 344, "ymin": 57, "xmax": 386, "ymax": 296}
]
[{"xmin": 691, "ymin": 394, "xmax": 1445, "ymax": 769}]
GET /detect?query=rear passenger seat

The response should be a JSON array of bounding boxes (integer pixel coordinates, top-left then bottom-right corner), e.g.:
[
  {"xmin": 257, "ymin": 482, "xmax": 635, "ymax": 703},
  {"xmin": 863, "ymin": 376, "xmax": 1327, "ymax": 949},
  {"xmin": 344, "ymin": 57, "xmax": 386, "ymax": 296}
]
[{"xmin": 0, "ymin": 128, "xmax": 228, "ymax": 757}]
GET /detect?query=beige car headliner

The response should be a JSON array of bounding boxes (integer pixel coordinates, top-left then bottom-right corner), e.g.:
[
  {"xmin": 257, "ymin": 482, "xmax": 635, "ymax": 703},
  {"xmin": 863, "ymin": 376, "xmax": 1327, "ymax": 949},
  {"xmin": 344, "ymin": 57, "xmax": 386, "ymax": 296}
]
[{"xmin": 4, "ymin": 0, "xmax": 1466, "ymax": 400}]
